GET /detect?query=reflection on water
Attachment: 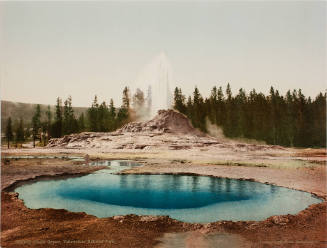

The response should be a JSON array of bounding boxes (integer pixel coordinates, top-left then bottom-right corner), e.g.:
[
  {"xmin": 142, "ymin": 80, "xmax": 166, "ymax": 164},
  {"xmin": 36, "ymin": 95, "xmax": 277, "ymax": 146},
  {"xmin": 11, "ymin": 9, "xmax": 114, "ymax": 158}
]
[
  {"xmin": 90, "ymin": 160, "xmax": 140, "ymax": 167},
  {"xmin": 15, "ymin": 160, "xmax": 322, "ymax": 223}
]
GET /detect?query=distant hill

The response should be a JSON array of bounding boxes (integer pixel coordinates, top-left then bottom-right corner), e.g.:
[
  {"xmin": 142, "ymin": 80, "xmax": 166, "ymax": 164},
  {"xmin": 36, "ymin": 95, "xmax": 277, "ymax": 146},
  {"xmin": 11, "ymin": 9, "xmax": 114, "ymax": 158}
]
[{"xmin": 1, "ymin": 100, "xmax": 88, "ymax": 130}]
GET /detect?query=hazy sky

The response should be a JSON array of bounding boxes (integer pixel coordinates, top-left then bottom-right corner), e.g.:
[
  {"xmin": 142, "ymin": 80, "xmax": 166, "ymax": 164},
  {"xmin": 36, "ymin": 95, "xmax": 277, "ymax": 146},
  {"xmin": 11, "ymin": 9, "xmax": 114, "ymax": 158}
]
[{"xmin": 1, "ymin": 1, "xmax": 326, "ymax": 107}]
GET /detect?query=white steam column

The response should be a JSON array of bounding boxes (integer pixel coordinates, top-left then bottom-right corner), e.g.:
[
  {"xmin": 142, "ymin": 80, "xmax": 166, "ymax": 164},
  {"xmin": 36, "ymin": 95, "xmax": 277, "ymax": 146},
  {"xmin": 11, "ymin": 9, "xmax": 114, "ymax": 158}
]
[{"xmin": 135, "ymin": 52, "xmax": 174, "ymax": 118}]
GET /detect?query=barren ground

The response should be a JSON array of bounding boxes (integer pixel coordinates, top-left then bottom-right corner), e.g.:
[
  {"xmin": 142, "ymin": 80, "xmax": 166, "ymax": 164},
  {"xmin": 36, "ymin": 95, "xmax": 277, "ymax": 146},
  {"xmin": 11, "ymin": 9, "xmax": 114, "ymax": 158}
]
[{"xmin": 1, "ymin": 146, "xmax": 326, "ymax": 248}]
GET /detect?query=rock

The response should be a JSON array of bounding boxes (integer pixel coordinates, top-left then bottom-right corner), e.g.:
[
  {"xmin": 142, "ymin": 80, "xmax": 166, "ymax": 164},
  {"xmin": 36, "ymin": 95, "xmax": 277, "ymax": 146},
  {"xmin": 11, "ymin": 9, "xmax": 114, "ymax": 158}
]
[
  {"xmin": 9, "ymin": 192, "xmax": 19, "ymax": 200},
  {"xmin": 169, "ymin": 145, "xmax": 191, "ymax": 150},
  {"xmin": 134, "ymin": 144, "xmax": 147, "ymax": 149},
  {"xmin": 271, "ymin": 215, "xmax": 290, "ymax": 225},
  {"xmin": 140, "ymin": 216, "xmax": 160, "ymax": 222},
  {"xmin": 113, "ymin": 215, "xmax": 124, "ymax": 220}
]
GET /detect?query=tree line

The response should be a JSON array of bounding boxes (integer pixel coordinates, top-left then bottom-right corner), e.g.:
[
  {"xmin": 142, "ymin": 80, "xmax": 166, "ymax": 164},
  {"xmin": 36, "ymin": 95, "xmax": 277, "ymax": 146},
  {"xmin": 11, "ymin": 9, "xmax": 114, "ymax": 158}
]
[
  {"xmin": 4, "ymin": 84, "xmax": 325, "ymax": 148},
  {"xmin": 4, "ymin": 86, "xmax": 152, "ymax": 148},
  {"xmin": 174, "ymin": 84, "xmax": 326, "ymax": 147}
]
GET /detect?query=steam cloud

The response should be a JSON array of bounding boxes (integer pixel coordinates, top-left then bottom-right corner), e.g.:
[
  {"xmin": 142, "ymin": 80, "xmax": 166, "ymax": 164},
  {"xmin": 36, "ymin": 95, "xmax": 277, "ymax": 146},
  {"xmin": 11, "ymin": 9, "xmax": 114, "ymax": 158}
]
[{"xmin": 134, "ymin": 52, "xmax": 174, "ymax": 119}]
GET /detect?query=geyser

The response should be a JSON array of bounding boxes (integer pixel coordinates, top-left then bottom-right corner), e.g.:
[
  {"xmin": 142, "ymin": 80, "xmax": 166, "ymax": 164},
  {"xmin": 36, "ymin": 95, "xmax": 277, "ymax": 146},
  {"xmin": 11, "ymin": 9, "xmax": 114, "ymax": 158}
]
[{"xmin": 135, "ymin": 52, "xmax": 174, "ymax": 117}]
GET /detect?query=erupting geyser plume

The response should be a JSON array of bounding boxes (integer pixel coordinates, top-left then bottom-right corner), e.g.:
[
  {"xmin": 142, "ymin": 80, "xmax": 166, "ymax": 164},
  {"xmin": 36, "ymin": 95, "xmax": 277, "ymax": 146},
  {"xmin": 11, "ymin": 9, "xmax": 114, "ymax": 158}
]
[{"xmin": 135, "ymin": 52, "xmax": 174, "ymax": 118}]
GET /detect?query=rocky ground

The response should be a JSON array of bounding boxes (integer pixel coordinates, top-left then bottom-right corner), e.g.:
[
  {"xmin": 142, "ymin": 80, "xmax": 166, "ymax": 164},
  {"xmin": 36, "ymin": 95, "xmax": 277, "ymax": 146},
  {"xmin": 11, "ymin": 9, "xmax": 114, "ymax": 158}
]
[{"xmin": 1, "ymin": 110, "xmax": 327, "ymax": 247}]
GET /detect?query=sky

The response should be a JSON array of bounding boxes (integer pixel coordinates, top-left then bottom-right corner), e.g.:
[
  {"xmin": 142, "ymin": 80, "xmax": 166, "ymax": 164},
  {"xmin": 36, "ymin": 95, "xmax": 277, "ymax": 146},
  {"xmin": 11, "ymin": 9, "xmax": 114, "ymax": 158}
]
[{"xmin": 1, "ymin": 1, "xmax": 326, "ymax": 107}]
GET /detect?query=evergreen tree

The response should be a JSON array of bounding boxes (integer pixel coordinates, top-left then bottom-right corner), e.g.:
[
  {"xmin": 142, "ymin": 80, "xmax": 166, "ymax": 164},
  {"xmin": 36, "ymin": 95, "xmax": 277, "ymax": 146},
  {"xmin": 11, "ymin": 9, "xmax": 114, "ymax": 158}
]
[
  {"xmin": 78, "ymin": 113, "xmax": 86, "ymax": 132},
  {"xmin": 87, "ymin": 95, "xmax": 99, "ymax": 132},
  {"xmin": 122, "ymin": 86, "xmax": 130, "ymax": 109},
  {"xmin": 268, "ymin": 87, "xmax": 280, "ymax": 144},
  {"xmin": 98, "ymin": 101, "xmax": 110, "ymax": 132},
  {"xmin": 186, "ymin": 96, "xmax": 193, "ymax": 120},
  {"xmin": 108, "ymin": 99, "xmax": 116, "ymax": 131},
  {"xmin": 15, "ymin": 119, "xmax": 25, "ymax": 147},
  {"xmin": 63, "ymin": 98, "xmax": 70, "ymax": 135},
  {"xmin": 188, "ymin": 87, "xmax": 206, "ymax": 132},
  {"xmin": 208, "ymin": 86, "xmax": 218, "ymax": 124},
  {"xmin": 192, "ymin": 87, "xmax": 200, "ymax": 128},
  {"xmin": 224, "ymin": 83, "xmax": 233, "ymax": 136},
  {"xmin": 117, "ymin": 87, "xmax": 130, "ymax": 127},
  {"xmin": 234, "ymin": 88, "xmax": 247, "ymax": 137},
  {"xmin": 32, "ymin": 104, "xmax": 41, "ymax": 147},
  {"xmin": 5, "ymin": 117, "xmax": 13, "ymax": 149},
  {"xmin": 216, "ymin": 86, "xmax": 225, "ymax": 126},
  {"xmin": 117, "ymin": 107, "xmax": 128, "ymax": 128},
  {"xmin": 46, "ymin": 105, "xmax": 52, "ymax": 142},
  {"xmin": 52, "ymin": 98, "xmax": 63, "ymax": 138},
  {"xmin": 283, "ymin": 90, "xmax": 295, "ymax": 146},
  {"xmin": 311, "ymin": 92, "xmax": 326, "ymax": 147},
  {"xmin": 294, "ymin": 89, "xmax": 306, "ymax": 146},
  {"xmin": 63, "ymin": 96, "xmax": 77, "ymax": 135},
  {"xmin": 173, "ymin": 87, "xmax": 186, "ymax": 114}
]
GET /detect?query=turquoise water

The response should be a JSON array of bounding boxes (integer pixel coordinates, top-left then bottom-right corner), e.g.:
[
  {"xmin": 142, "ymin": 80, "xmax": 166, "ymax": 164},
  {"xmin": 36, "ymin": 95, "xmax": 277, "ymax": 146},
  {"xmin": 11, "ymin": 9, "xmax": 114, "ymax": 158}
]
[{"xmin": 15, "ymin": 160, "xmax": 322, "ymax": 223}]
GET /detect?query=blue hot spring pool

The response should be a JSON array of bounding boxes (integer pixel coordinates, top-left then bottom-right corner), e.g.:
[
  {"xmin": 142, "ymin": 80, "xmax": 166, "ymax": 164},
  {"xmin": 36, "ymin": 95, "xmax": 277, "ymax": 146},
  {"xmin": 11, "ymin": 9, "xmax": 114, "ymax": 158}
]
[{"xmin": 15, "ymin": 160, "xmax": 322, "ymax": 223}]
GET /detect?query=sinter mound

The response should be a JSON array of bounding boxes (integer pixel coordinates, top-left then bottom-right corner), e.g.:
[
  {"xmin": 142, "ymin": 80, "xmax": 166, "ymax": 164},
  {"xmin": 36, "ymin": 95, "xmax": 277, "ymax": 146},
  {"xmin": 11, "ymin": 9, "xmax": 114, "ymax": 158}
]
[
  {"xmin": 47, "ymin": 109, "xmax": 210, "ymax": 149},
  {"xmin": 118, "ymin": 109, "xmax": 204, "ymax": 136}
]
